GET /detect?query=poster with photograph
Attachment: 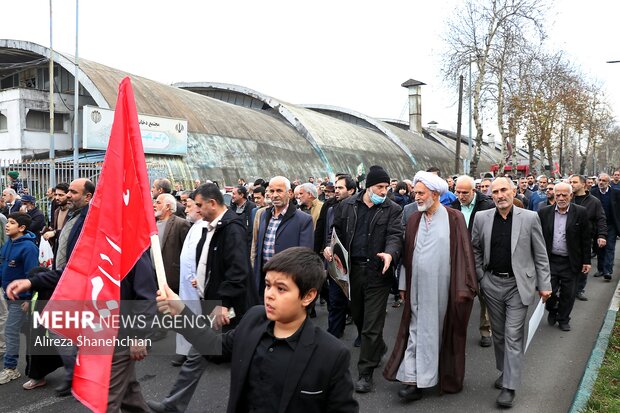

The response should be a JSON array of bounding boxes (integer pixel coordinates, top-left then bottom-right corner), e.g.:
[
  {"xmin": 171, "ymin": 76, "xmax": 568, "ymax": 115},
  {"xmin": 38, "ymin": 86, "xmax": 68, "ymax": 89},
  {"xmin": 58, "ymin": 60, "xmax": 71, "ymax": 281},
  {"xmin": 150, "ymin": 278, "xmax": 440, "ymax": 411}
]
[{"xmin": 327, "ymin": 231, "xmax": 350, "ymax": 300}]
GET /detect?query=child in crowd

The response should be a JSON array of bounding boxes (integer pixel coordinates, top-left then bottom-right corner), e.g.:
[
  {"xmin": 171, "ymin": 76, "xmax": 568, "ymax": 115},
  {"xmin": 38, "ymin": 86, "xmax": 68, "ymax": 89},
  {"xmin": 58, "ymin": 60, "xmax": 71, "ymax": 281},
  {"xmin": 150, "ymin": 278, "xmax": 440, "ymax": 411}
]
[
  {"xmin": 156, "ymin": 247, "xmax": 358, "ymax": 413},
  {"xmin": 0, "ymin": 213, "xmax": 39, "ymax": 384}
]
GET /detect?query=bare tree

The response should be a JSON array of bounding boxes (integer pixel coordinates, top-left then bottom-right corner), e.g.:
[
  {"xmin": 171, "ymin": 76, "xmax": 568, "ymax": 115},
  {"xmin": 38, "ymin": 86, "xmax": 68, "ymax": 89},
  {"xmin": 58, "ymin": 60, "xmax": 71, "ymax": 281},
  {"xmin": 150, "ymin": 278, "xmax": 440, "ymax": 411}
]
[{"xmin": 442, "ymin": 0, "xmax": 548, "ymax": 175}]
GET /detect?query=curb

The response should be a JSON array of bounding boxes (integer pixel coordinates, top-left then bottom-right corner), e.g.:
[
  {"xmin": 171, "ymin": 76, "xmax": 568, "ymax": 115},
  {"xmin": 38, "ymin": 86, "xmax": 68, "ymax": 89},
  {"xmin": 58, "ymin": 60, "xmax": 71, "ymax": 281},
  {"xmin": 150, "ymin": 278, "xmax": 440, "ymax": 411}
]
[{"xmin": 568, "ymin": 276, "xmax": 620, "ymax": 413}]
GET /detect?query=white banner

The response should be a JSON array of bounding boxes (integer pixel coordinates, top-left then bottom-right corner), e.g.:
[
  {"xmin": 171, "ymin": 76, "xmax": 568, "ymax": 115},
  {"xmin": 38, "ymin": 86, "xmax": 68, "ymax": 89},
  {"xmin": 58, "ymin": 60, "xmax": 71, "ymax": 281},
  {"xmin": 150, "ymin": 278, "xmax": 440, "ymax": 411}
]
[{"xmin": 83, "ymin": 105, "xmax": 188, "ymax": 155}]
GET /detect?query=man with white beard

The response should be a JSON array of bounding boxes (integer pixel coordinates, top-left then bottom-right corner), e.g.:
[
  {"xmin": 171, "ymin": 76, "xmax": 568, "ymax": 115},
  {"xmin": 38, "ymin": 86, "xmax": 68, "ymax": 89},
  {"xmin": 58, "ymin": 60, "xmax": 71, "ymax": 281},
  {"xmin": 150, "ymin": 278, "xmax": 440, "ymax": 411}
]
[
  {"xmin": 153, "ymin": 194, "xmax": 190, "ymax": 294},
  {"xmin": 170, "ymin": 197, "xmax": 207, "ymax": 366},
  {"xmin": 149, "ymin": 194, "xmax": 211, "ymax": 412},
  {"xmin": 384, "ymin": 171, "xmax": 477, "ymax": 401}
]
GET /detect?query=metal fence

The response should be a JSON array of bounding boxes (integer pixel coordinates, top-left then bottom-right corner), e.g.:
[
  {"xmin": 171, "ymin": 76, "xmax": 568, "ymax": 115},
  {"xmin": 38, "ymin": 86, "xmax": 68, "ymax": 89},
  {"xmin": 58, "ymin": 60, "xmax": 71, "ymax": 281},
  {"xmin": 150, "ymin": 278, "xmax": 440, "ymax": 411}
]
[
  {"xmin": 1, "ymin": 157, "xmax": 174, "ymax": 222},
  {"xmin": 0, "ymin": 158, "xmax": 102, "ymax": 222}
]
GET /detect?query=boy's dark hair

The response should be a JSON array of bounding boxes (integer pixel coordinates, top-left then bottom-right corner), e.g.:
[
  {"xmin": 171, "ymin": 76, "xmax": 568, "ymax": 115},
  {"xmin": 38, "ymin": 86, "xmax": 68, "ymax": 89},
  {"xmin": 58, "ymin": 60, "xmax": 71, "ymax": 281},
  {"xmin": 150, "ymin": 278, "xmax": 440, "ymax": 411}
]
[
  {"xmin": 253, "ymin": 186, "xmax": 266, "ymax": 196},
  {"xmin": 8, "ymin": 212, "xmax": 31, "ymax": 231},
  {"xmin": 395, "ymin": 181, "xmax": 408, "ymax": 192},
  {"xmin": 196, "ymin": 183, "xmax": 224, "ymax": 205},
  {"xmin": 263, "ymin": 247, "xmax": 326, "ymax": 304},
  {"xmin": 55, "ymin": 182, "xmax": 69, "ymax": 193}
]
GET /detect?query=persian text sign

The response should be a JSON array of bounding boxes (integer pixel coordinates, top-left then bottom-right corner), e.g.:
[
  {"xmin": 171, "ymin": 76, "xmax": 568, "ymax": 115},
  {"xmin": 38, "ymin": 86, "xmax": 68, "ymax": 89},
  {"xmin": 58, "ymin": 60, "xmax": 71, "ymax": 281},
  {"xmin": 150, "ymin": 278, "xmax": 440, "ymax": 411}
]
[{"xmin": 83, "ymin": 105, "xmax": 188, "ymax": 155}]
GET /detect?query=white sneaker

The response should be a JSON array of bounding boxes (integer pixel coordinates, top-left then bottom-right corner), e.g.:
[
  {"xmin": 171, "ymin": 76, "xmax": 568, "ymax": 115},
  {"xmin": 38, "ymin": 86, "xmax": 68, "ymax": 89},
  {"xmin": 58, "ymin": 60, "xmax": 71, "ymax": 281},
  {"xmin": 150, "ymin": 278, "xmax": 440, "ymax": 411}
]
[
  {"xmin": 0, "ymin": 368, "xmax": 21, "ymax": 384},
  {"xmin": 23, "ymin": 378, "xmax": 46, "ymax": 390}
]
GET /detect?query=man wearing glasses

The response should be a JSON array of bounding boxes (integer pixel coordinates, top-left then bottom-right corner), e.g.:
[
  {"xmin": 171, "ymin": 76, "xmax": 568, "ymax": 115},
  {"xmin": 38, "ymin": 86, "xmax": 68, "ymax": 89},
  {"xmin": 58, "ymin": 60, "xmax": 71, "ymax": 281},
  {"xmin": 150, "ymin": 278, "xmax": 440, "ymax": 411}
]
[{"xmin": 451, "ymin": 175, "xmax": 496, "ymax": 347}]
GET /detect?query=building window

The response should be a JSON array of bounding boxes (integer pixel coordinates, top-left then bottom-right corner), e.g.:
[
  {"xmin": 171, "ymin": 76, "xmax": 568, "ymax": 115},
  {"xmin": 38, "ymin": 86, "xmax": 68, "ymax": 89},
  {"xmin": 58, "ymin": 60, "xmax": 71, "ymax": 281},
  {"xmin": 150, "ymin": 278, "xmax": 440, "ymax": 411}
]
[
  {"xmin": 1, "ymin": 74, "xmax": 19, "ymax": 90},
  {"xmin": 0, "ymin": 113, "xmax": 7, "ymax": 131},
  {"xmin": 25, "ymin": 110, "xmax": 65, "ymax": 132}
]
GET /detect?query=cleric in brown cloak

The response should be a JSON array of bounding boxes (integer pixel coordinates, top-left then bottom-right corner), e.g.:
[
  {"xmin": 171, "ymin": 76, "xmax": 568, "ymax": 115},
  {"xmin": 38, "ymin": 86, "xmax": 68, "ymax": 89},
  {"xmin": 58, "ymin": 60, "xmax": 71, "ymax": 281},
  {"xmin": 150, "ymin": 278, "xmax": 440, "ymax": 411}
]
[{"xmin": 383, "ymin": 171, "xmax": 477, "ymax": 399}]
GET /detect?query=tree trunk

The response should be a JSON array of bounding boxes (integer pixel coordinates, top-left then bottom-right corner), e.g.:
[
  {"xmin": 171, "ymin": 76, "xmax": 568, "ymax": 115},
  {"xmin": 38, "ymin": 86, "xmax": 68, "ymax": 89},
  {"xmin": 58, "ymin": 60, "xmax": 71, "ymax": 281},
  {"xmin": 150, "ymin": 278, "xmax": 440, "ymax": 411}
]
[{"xmin": 470, "ymin": 67, "xmax": 485, "ymax": 176}]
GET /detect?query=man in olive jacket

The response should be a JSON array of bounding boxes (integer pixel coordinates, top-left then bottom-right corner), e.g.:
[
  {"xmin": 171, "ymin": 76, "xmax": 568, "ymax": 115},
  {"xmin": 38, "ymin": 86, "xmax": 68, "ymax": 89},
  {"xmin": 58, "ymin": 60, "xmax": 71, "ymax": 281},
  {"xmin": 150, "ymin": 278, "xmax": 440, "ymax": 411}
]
[{"xmin": 325, "ymin": 165, "xmax": 403, "ymax": 393}]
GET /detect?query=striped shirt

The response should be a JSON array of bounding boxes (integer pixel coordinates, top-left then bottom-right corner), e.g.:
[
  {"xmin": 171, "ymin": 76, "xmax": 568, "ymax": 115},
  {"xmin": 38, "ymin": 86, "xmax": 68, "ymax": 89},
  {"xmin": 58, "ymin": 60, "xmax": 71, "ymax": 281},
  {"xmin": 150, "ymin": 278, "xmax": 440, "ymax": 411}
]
[{"xmin": 262, "ymin": 207, "xmax": 287, "ymax": 263}]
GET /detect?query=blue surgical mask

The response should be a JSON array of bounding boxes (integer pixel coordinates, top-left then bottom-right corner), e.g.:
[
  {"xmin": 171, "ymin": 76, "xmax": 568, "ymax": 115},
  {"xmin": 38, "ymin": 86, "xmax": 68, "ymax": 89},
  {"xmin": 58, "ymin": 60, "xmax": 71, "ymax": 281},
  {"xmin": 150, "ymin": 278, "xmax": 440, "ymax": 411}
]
[{"xmin": 369, "ymin": 190, "xmax": 386, "ymax": 205}]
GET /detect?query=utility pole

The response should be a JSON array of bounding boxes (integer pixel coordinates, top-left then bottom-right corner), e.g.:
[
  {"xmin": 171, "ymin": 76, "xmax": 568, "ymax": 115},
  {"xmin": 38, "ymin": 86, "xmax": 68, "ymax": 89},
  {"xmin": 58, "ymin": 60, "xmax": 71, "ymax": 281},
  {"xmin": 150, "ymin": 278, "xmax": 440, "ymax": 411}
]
[
  {"xmin": 73, "ymin": 0, "xmax": 80, "ymax": 180},
  {"xmin": 455, "ymin": 75, "xmax": 463, "ymax": 175},
  {"xmin": 467, "ymin": 59, "xmax": 473, "ymax": 175},
  {"xmin": 49, "ymin": 0, "xmax": 56, "ymax": 188}
]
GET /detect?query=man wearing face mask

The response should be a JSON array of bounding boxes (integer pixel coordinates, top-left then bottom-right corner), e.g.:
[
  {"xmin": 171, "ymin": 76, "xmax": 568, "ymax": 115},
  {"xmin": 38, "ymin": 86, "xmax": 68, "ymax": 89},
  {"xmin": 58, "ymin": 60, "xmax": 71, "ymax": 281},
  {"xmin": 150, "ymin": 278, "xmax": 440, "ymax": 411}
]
[{"xmin": 325, "ymin": 165, "xmax": 403, "ymax": 393}]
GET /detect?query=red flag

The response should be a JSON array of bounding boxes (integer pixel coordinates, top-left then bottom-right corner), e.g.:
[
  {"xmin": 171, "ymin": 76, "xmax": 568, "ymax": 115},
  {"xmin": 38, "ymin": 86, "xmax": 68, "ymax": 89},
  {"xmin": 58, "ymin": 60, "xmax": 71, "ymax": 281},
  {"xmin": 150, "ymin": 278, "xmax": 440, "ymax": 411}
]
[{"xmin": 44, "ymin": 77, "xmax": 156, "ymax": 412}]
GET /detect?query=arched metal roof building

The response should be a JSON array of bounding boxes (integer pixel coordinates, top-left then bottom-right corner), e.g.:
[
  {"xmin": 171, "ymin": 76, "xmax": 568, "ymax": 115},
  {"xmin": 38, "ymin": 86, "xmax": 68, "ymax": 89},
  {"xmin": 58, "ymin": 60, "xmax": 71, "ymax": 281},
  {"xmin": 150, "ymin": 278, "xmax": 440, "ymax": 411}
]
[{"xmin": 0, "ymin": 39, "xmax": 496, "ymax": 185}]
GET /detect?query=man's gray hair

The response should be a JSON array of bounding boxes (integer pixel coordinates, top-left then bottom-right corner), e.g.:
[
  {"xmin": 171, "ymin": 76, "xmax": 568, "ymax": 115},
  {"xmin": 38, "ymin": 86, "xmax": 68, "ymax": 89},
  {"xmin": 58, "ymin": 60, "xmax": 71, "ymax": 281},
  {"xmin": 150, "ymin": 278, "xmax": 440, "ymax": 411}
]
[
  {"xmin": 300, "ymin": 183, "xmax": 318, "ymax": 198},
  {"xmin": 3, "ymin": 188, "xmax": 16, "ymax": 196},
  {"xmin": 599, "ymin": 172, "xmax": 610, "ymax": 180},
  {"xmin": 160, "ymin": 193, "xmax": 177, "ymax": 212},
  {"xmin": 554, "ymin": 182, "xmax": 572, "ymax": 194},
  {"xmin": 456, "ymin": 175, "xmax": 475, "ymax": 189},
  {"xmin": 537, "ymin": 174, "xmax": 548, "ymax": 181},
  {"xmin": 270, "ymin": 176, "xmax": 291, "ymax": 191}
]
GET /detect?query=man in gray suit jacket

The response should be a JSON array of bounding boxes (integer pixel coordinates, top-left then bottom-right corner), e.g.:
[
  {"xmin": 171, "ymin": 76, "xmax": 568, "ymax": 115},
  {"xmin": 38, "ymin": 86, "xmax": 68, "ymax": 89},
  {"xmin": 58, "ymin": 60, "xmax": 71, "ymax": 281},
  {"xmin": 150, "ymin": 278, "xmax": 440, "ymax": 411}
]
[{"xmin": 471, "ymin": 177, "xmax": 551, "ymax": 409}]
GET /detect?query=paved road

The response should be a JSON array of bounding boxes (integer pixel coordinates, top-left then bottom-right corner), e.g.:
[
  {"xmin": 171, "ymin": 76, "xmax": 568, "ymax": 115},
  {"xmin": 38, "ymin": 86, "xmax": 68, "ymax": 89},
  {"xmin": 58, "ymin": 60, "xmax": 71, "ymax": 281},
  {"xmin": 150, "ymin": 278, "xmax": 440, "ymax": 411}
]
[{"xmin": 1, "ymin": 254, "xmax": 619, "ymax": 413}]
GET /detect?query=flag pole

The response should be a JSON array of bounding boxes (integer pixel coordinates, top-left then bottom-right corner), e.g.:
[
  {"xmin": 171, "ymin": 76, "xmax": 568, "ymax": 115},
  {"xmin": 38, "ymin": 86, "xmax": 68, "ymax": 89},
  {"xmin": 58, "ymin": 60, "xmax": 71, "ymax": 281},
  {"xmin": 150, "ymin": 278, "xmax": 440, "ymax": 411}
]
[{"xmin": 150, "ymin": 235, "xmax": 168, "ymax": 299}]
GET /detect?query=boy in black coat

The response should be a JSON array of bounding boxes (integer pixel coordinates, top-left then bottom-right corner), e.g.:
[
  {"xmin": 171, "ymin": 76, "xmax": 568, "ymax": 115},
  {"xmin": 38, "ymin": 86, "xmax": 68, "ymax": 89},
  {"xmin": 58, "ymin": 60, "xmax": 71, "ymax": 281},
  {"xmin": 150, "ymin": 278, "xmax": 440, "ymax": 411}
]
[{"xmin": 157, "ymin": 247, "xmax": 358, "ymax": 413}]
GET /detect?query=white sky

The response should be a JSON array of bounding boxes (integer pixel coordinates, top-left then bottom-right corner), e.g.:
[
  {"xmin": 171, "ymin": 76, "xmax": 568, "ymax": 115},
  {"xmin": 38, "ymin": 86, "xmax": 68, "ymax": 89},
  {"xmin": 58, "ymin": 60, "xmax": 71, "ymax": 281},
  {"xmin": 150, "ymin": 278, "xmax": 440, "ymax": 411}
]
[{"xmin": 2, "ymin": 0, "xmax": 620, "ymax": 135}]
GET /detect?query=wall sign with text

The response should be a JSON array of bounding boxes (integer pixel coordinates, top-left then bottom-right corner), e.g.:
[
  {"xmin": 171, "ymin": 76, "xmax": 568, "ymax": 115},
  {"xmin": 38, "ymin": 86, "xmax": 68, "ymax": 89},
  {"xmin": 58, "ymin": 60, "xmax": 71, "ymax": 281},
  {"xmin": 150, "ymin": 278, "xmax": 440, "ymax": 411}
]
[{"xmin": 83, "ymin": 105, "xmax": 188, "ymax": 155}]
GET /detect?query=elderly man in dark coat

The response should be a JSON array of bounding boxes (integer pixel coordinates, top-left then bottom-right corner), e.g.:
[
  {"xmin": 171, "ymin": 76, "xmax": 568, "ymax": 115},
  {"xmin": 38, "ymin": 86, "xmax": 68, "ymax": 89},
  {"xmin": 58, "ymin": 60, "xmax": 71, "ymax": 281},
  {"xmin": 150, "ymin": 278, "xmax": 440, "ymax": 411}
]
[
  {"xmin": 450, "ymin": 175, "xmax": 496, "ymax": 348},
  {"xmin": 154, "ymin": 193, "xmax": 191, "ymax": 294},
  {"xmin": 384, "ymin": 171, "xmax": 477, "ymax": 401}
]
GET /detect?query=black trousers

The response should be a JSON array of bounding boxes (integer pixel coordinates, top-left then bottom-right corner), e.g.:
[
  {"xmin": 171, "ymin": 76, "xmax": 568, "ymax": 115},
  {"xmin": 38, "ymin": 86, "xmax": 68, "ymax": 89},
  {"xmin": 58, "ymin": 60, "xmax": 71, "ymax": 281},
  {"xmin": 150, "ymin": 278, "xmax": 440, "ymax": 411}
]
[
  {"xmin": 327, "ymin": 278, "xmax": 348, "ymax": 339},
  {"xmin": 349, "ymin": 263, "xmax": 391, "ymax": 376},
  {"xmin": 545, "ymin": 254, "xmax": 578, "ymax": 324}
]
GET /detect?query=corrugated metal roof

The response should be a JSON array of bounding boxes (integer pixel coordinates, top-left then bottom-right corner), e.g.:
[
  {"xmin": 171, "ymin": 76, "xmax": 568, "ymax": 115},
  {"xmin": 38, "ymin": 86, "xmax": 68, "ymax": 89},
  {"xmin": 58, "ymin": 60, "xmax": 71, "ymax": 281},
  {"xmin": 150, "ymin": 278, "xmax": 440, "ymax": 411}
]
[{"xmin": 1, "ymin": 40, "xmax": 504, "ymax": 185}]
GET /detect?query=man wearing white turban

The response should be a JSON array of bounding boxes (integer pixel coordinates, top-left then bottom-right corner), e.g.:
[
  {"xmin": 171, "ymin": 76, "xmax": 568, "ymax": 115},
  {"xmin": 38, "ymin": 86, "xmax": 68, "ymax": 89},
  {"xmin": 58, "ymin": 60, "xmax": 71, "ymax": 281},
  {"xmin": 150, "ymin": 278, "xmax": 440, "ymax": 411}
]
[
  {"xmin": 413, "ymin": 171, "xmax": 449, "ymax": 196},
  {"xmin": 384, "ymin": 171, "xmax": 478, "ymax": 401}
]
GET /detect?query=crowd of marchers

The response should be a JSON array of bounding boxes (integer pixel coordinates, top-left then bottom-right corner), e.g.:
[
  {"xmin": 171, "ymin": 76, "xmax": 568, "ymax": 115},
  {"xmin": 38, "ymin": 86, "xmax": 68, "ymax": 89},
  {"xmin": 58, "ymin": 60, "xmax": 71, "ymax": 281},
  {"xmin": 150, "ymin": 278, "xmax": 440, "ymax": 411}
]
[{"xmin": 0, "ymin": 166, "xmax": 619, "ymax": 412}]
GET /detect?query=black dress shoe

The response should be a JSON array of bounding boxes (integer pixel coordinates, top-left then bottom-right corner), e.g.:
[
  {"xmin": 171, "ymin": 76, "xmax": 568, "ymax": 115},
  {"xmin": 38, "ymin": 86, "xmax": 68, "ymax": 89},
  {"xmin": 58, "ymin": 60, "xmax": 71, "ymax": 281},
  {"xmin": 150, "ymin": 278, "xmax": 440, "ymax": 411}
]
[
  {"xmin": 494, "ymin": 374, "xmax": 503, "ymax": 389},
  {"xmin": 604, "ymin": 273, "xmax": 612, "ymax": 281},
  {"xmin": 480, "ymin": 336, "xmax": 492, "ymax": 347},
  {"xmin": 559, "ymin": 322, "xmax": 571, "ymax": 331},
  {"xmin": 171, "ymin": 355, "xmax": 187, "ymax": 367},
  {"xmin": 576, "ymin": 292, "xmax": 588, "ymax": 301},
  {"xmin": 354, "ymin": 375, "xmax": 373, "ymax": 393},
  {"xmin": 55, "ymin": 380, "xmax": 72, "ymax": 397},
  {"xmin": 547, "ymin": 312, "xmax": 557, "ymax": 326},
  {"xmin": 496, "ymin": 388, "xmax": 516, "ymax": 407},
  {"xmin": 593, "ymin": 272, "xmax": 603, "ymax": 277},
  {"xmin": 398, "ymin": 385, "xmax": 423, "ymax": 401}
]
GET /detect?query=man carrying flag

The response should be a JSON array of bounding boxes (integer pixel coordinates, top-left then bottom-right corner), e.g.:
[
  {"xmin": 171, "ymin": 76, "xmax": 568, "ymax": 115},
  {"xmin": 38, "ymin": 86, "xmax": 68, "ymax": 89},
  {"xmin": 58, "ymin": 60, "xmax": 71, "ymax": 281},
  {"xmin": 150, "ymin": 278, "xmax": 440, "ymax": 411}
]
[{"xmin": 7, "ymin": 77, "xmax": 158, "ymax": 413}]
